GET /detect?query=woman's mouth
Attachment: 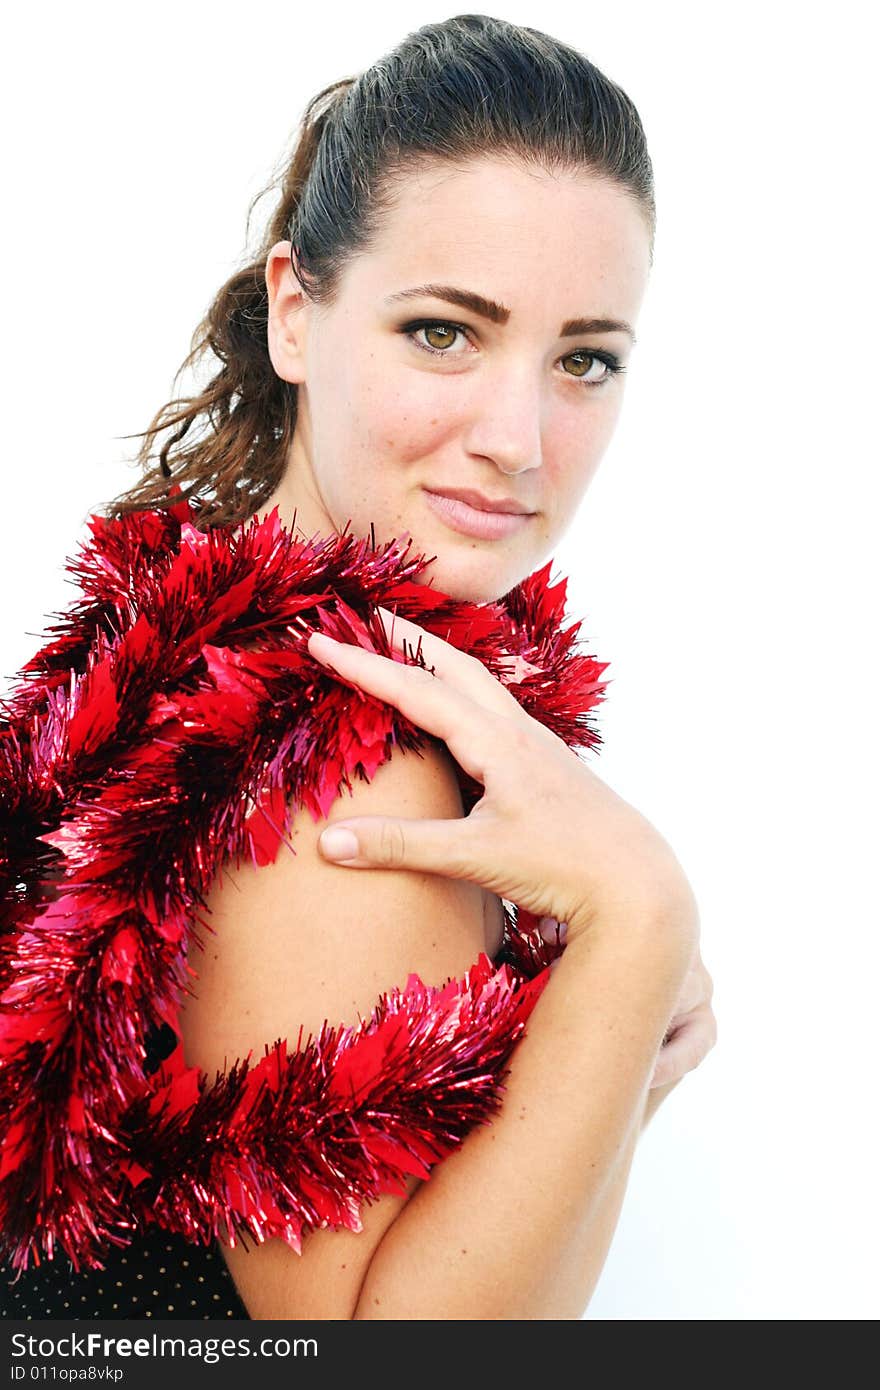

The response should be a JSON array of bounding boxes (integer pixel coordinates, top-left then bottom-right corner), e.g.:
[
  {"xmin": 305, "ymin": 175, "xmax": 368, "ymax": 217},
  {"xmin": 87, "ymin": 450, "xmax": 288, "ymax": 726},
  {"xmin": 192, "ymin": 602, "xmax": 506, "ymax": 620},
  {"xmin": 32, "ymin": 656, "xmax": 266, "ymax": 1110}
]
[{"xmin": 423, "ymin": 489, "xmax": 534, "ymax": 541}]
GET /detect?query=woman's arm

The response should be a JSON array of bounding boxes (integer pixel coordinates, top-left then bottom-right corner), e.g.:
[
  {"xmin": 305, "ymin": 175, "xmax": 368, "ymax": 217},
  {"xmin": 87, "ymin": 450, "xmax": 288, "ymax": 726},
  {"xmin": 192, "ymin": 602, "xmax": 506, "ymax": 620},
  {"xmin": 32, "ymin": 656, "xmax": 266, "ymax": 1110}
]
[
  {"xmin": 177, "ymin": 737, "xmax": 509, "ymax": 1320},
  {"xmin": 180, "ymin": 725, "xmax": 692, "ymax": 1321},
  {"xmin": 561, "ymin": 1077, "xmax": 681, "ymax": 1315},
  {"xmin": 353, "ymin": 903, "xmax": 695, "ymax": 1320},
  {"xmin": 180, "ymin": 611, "xmax": 700, "ymax": 1323},
  {"xmin": 293, "ymin": 614, "xmax": 702, "ymax": 1318}
]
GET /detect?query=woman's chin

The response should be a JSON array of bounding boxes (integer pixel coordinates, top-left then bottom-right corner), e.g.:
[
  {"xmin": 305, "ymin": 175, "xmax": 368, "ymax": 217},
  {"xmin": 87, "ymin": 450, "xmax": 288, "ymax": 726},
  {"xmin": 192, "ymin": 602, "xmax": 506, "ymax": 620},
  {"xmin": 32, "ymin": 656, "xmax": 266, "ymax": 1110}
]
[{"xmin": 410, "ymin": 550, "xmax": 521, "ymax": 605}]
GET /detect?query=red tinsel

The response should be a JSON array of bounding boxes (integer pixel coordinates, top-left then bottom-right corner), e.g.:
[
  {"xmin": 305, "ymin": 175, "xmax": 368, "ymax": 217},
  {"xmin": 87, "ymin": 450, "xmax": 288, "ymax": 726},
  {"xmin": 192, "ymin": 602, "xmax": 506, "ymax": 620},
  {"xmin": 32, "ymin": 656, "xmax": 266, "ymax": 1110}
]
[{"xmin": 0, "ymin": 495, "xmax": 610, "ymax": 1272}]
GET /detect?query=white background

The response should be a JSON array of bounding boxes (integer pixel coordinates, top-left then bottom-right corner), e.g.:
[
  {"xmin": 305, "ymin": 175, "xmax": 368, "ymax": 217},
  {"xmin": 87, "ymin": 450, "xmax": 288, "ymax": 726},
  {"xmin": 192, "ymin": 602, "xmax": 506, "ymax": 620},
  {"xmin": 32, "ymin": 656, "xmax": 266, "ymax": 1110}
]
[{"xmin": 2, "ymin": 1, "xmax": 877, "ymax": 1319}]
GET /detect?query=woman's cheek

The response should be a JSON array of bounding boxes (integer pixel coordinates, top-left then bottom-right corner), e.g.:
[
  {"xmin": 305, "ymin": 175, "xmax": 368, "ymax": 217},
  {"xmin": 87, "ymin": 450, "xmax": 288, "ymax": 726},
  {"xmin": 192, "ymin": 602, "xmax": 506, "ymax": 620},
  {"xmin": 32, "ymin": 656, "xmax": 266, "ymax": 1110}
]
[
  {"xmin": 378, "ymin": 375, "xmax": 465, "ymax": 459},
  {"xmin": 549, "ymin": 403, "xmax": 616, "ymax": 493}
]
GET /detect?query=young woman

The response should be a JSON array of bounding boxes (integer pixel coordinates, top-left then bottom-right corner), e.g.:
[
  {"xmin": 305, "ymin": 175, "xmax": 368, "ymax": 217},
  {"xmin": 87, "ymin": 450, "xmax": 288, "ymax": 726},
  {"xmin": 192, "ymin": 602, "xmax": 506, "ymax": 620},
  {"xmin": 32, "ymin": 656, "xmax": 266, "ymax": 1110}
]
[{"xmin": 0, "ymin": 14, "xmax": 715, "ymax": 1320}]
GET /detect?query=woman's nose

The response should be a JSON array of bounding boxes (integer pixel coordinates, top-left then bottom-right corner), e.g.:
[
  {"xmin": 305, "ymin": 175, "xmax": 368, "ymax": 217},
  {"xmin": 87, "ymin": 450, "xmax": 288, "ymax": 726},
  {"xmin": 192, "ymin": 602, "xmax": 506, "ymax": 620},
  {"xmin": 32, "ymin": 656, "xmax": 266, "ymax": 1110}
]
[{"xmin": 461, "ymin": 372, "xmax": 543, "ymax": 475}]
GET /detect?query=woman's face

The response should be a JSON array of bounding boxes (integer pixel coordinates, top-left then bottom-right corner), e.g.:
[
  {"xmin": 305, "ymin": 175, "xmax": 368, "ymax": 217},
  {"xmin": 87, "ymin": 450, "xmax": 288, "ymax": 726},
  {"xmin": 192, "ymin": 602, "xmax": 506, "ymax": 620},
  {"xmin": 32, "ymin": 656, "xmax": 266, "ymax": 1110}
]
[{"xmin": 263, "ymin": 154, "xmax": 651, "ymax": 602}]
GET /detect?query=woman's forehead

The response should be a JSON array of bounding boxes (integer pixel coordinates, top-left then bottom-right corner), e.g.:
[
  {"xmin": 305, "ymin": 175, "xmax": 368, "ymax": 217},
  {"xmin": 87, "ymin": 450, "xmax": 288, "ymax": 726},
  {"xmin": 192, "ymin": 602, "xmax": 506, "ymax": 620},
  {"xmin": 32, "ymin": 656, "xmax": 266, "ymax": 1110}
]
[
  {"xmin": 353, "ymin": 157, "xmax": 651, "ymax": 318},
  {"xmin": 382, "ymin": 154, "xmax": 641, "ymax": 230}
]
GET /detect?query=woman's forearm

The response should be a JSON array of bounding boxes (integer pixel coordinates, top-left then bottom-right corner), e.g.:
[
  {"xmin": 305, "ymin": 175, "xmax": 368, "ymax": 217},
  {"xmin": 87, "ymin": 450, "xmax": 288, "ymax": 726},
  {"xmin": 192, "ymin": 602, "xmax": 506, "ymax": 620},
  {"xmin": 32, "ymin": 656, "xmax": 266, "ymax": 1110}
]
[
  {"xmin": 516, "ymin": 1072, "xmax": 682, "ymax": 1318},
  {"xmin": 521, "ymin": 1070, "xmax": 683, "ymax": 1320},
  {"xmin": 353, "ymin": 907, "xmax": 696, "ymax": 1320},
  {"xmin": 553, "ymin": 1075, "xmax": 682, "ymax": 1316}
]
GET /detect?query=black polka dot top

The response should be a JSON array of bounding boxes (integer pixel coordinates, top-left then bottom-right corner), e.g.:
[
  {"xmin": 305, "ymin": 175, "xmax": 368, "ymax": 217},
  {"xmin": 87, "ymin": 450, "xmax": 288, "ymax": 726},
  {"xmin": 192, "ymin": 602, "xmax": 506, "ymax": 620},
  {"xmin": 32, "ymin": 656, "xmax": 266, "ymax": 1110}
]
[
  {"xmin": 0, "ymin": 1226, "xmax": 250, "ymax": 1321},
  {"xmin": 0, "ymin": 1023, "xmax": 251, "ymax": 1321}
]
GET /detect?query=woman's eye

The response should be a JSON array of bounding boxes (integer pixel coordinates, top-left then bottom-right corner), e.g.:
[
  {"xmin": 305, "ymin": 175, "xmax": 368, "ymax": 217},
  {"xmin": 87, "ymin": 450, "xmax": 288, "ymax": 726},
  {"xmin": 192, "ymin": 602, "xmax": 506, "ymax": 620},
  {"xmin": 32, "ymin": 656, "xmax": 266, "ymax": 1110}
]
[
  {"xmin": 561, "ymin": 351, "xmax": 619, "ymax": 385},
  {"xmin": 404, "ymin": 320, "xmax": 624, "ymax": 387},
  {"xmin": 408, "ymin": 321, "xmax": 469, "ymax": 355}
]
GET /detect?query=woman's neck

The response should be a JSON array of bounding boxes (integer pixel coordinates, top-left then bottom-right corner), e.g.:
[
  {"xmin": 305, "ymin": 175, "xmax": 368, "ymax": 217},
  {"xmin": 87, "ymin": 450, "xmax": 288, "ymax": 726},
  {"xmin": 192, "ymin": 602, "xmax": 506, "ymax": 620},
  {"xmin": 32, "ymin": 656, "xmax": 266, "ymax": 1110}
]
[{"xmin": 253, "ymin": 429, "xmax": 336, "ymax": 545}]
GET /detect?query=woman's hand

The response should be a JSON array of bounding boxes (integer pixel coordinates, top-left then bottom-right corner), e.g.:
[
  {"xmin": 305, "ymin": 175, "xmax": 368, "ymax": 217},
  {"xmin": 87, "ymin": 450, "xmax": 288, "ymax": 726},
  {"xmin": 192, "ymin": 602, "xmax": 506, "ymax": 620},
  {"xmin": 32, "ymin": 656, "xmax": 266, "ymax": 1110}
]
[
  {"xmin": 306, "ymin": 607, "xmax": 698, "ymax": 943},
  {"xmin": 651, "ymin": 938, "xmax": 717, "ymax": 1087}
]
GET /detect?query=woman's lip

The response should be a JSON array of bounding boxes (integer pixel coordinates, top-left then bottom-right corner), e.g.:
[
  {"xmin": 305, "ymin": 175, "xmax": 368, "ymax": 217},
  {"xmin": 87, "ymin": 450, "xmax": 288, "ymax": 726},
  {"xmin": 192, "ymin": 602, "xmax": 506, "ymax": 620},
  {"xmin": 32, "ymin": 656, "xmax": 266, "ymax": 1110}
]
[{"xmin": 423, "ymin": 489, "xmax": 534, "ymax": 540}]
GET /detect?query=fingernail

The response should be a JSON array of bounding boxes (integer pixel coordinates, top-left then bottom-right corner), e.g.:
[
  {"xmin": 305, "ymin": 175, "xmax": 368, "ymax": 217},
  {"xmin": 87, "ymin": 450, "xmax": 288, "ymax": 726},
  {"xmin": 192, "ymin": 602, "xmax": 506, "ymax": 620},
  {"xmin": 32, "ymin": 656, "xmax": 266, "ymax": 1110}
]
[
  {"xmin": 319, "ymin": 827, "xmax": 360, "ymax": 861},
  {"xmin": 538, "ymin": 916, "xmax": 567, "ymax": 943}
]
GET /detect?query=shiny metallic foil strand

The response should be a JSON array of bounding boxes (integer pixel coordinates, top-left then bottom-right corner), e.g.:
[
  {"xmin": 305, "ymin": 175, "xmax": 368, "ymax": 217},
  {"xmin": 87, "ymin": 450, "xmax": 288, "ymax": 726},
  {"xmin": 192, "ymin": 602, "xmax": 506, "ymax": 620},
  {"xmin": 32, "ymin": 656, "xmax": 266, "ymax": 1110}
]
[{"xmin": 0, "ymin": 490, "xmax": 609, "ymax": 1271}]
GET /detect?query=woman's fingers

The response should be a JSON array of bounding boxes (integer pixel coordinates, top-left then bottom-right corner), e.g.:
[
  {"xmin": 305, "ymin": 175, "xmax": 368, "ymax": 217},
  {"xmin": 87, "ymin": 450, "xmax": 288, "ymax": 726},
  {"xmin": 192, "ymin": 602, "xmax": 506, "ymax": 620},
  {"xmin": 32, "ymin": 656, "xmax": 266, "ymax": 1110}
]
[
  {"xmin": 649, "ymin": 1005, "xmax": 718, "ymax": 1088},
  {"xmin": 649, "ymin": 944, "xmax": 715, "ymax": 1087},
  {"xmin": 665, "ymin": 946, "xmax": 713, "ymax": 1024},
  {"xmin": 307, "ymin": 630, "xmax": 500, "ymax": 785},
  {"xmin": 374, "ymin": 605, "xmax": 532, "ymax": 724},
  {"xmin": 317, "ymin": 811, "xmax": 486, "ymax": 879},
  {"xmin": 304, "ymin": 620, "xmax": 700, "ymax": 937},
  {"xmin": 306, "ymin": 625, "xmax": 583, "ymax": 908}
]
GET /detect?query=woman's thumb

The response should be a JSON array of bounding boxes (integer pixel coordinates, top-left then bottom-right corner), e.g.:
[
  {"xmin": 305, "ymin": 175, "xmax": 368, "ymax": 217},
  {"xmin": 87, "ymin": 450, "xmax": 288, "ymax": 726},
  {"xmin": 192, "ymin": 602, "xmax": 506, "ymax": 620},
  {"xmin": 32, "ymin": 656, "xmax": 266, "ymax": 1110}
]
[{"xmin": 317, "ymin": 816, "xmax": 469, "ymax": 877}]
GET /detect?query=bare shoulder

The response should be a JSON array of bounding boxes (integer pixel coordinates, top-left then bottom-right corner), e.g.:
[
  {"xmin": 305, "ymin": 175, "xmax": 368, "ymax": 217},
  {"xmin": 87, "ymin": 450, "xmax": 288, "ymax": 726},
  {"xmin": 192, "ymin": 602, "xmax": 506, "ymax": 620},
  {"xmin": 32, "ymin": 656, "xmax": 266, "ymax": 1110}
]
[{"xmin": 177, "ymin": 734, "xmax": 490, "ymax": 1319}]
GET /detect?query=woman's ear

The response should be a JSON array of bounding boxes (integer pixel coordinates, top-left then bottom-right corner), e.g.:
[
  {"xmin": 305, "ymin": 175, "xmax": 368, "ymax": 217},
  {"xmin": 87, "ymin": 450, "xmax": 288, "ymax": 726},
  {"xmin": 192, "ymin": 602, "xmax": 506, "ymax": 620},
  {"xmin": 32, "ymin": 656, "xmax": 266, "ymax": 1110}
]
[{"xmin": 265, "ymin": 240, "xmax": 309, "ymax": 384}]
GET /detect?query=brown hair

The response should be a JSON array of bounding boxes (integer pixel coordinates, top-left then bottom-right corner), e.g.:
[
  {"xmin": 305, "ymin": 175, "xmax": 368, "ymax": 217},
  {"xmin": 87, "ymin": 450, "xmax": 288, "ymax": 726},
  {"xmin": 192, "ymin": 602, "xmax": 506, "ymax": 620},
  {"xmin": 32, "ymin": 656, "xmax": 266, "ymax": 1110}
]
[{"xmin": 105, "ymin": 14, "xmax": 655, "ymax": 530}]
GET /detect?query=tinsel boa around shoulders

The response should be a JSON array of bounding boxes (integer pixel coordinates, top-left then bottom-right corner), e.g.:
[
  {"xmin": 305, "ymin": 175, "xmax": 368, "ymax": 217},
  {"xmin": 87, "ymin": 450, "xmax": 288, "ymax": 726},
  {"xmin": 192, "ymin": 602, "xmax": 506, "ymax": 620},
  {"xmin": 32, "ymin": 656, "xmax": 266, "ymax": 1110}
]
[{"xmin": 0, "ymin": 492, "xmax": 610, "ymax": 1272}]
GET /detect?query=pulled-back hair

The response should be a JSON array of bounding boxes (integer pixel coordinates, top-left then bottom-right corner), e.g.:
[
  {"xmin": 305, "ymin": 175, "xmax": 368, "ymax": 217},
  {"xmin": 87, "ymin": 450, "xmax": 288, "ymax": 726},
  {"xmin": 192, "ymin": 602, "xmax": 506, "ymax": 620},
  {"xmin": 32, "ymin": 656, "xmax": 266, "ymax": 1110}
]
[{"xmin": 105, "ymin": 13, "xmax": 654, "ymax": 529}]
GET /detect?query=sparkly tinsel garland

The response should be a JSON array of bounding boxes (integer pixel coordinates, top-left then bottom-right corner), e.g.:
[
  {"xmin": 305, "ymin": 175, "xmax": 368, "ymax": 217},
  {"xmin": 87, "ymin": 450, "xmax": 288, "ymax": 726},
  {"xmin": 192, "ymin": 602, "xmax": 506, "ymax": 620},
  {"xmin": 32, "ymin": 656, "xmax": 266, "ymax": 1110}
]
[{"xmin": 0, "ymin": 494, "xmax": 609, "ymax": 1272}]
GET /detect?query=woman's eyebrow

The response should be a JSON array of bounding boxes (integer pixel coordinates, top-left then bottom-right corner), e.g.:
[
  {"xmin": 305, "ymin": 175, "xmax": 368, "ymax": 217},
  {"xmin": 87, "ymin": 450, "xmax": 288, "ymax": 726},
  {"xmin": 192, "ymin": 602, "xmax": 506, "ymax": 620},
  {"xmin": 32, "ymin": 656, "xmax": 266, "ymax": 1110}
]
[{"xmin": 384, "ymin": 283, "xmax": 635, "ymax": 342}]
